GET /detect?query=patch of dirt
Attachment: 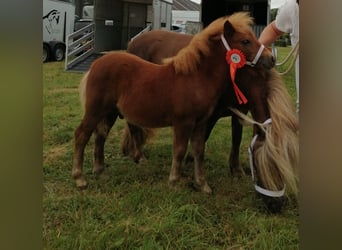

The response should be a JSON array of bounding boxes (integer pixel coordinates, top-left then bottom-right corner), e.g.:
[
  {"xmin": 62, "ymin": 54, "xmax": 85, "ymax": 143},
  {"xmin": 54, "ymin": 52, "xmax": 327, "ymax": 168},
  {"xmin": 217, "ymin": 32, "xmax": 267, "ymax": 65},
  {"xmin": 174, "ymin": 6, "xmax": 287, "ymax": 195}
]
[{"xmin": 44, "ymin": 144, "xmax": 69, "ymax": 164}]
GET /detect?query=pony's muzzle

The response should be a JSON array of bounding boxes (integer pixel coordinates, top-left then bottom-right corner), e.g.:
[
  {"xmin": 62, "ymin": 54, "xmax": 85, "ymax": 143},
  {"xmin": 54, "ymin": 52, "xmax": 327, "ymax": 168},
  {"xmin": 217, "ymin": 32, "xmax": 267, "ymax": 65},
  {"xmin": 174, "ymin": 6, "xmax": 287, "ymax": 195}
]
[
  {"xmin": 264, "ymin": 47, "xmax": 276, "ymax": 69},
  {"xmin": 261, "ymin": 54, "xmax": 276, "ymax": 69},
  {"xmin": 258, "ymin": 193, "xmax": 287, "ymax": 213}
]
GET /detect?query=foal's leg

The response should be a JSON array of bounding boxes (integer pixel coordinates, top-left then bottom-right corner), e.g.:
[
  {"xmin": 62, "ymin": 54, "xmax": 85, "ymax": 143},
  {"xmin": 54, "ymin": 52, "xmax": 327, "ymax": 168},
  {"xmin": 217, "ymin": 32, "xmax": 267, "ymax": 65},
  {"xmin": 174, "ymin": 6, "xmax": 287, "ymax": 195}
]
[
  {"xmin": 169, "ymin": 125, "xmax": 192, "ymax": 186},
  {"xmin": 185, "ymin": 112, "xmax": 220, "ymax": 163},
  {"xmin": 93, "ymin": 111, "xmax": 117, "ymax": 174},
  {"xmin": 73, "ymin": 115, "xmax": 101, "ymax": 189},
  {"xmin": 229, "ymin": 114, "xmax": 244, "ymax": 177},
  {"xmin": 191, "ymin": 124, "xmax": 212, "ymax": 194},
  {"xmin": 121, "ymin": 123, "xmax": 147, "ymax": 163}
]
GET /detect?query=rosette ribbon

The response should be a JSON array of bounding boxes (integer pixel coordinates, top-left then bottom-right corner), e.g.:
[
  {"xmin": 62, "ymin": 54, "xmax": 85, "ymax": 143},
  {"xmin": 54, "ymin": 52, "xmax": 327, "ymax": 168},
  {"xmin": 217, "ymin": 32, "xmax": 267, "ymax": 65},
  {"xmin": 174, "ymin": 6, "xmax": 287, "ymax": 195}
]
[{"xmin": 225, "ymin": 49, "xmax": 248, "ymax": 104}]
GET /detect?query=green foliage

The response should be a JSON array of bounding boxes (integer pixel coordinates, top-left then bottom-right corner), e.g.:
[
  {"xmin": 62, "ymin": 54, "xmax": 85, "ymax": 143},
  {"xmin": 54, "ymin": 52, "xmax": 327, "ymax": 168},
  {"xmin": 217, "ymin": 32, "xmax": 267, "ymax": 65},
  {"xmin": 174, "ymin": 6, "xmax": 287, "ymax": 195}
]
[
  {"xmin": 270, "ymin": 9, "xmax": 278, "ymax": 22},
  {"xmin": 43, "ymin": 50, "xmax": 298, "ymax": 249}
]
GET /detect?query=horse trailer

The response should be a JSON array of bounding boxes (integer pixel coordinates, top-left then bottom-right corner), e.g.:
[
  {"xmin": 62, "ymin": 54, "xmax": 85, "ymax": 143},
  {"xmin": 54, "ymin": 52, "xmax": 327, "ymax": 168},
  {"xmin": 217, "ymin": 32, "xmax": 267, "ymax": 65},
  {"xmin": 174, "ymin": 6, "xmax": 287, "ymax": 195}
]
[{"xmin": 43, "ymin": 0, "xmax": 75, "ymax": 62}]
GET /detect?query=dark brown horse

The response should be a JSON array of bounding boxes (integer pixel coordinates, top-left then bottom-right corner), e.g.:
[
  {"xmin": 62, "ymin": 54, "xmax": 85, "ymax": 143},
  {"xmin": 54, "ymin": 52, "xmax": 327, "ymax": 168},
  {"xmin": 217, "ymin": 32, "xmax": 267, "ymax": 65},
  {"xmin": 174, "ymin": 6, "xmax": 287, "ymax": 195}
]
[
  {"xmin": 128, "ymin": 30, "xmax": 193, "ymax": 64},
  {"xmin": 72, "ymin": 12, "xmax": 298, "ymax": 212},
  {"xmin": 122, "ymin": 29, "xmax": 248, "ymax": 177}
]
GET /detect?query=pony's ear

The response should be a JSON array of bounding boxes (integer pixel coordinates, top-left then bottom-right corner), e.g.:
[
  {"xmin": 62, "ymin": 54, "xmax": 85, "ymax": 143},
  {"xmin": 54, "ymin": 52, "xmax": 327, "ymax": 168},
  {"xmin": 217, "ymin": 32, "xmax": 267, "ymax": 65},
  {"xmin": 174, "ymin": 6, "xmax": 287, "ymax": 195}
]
[{"xmin": 224, "ymin": 20, "xmax": 235, "ymax": 38}]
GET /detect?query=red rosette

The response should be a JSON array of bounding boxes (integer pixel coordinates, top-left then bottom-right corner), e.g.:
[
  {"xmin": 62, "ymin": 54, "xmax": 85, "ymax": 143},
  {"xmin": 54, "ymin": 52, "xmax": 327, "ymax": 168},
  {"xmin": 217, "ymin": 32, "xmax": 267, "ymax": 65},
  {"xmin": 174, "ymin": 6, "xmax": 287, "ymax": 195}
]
[
  {"xmin": 225, "ymin": 49, "xmax": 248, "ymax": 104},
  {"xmin": 225, "ymin": 49, "xmax": 246, "ymax": 68}
]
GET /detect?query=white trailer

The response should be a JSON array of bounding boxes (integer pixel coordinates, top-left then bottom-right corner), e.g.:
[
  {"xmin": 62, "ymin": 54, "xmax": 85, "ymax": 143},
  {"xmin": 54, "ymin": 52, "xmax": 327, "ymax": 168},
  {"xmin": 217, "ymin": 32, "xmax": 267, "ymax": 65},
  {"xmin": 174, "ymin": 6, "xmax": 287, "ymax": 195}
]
[
  {"xmin": 172, "ymin": 10, "xmax": 200, "ymax": 32},
  {"xmin": 43, "ymin": 0, "xmax": 75, "ymax": 62}
]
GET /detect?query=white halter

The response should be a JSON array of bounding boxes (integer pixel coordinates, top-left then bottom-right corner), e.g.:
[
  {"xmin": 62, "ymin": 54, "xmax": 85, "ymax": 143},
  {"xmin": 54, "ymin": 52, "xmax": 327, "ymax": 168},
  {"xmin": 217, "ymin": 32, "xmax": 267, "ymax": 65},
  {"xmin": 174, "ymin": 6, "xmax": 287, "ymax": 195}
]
[
  {"xmin": 221, "ymin": 34, "xmax": 265, "ymax": 67},
  {"xmin": 248, "ymin": 118, "xmax": 286, "ymax": 197}
]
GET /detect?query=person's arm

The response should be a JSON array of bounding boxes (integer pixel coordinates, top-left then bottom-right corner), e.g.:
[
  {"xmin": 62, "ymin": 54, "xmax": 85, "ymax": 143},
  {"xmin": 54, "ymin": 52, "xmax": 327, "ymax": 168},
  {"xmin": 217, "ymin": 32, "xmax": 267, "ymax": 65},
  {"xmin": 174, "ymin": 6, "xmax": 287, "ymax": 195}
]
[{"xmin": 258, "ymin": 21, "xmax": 284, "ymax": 47}]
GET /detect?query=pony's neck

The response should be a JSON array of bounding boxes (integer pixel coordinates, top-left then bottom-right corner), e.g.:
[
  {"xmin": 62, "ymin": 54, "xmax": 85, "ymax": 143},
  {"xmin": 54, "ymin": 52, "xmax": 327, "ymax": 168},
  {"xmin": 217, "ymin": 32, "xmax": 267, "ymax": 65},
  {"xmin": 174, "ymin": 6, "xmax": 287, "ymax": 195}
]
[
  {"xmin": 230, "ymin": 66, "xmax": 270, "ymax": 127},
  {"xmin": 198, "ymin": 43, "xmax": 230, "ymax": 83}
]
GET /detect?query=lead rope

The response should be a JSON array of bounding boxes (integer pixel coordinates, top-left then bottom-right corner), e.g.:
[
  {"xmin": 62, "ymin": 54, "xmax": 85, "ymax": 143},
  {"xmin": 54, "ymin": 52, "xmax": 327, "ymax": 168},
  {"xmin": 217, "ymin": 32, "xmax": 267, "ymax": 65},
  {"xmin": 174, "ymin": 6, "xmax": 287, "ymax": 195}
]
[{"xmin": 275, "ymin": 41, "xmax": 299, "ymax": 76}]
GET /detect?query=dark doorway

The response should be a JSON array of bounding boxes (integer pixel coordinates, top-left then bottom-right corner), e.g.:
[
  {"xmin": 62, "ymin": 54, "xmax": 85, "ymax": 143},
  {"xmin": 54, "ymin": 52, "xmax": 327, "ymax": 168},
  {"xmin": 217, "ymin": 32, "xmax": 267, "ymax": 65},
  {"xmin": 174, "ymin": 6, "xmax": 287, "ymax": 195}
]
[
  {"xmin": 94, "ymin": 0, "xmax": 123, "ymax": 52},
  {"xmin": 201, "ymin": 0, "xmax": 268, "ymax": 28},
  {"xmin": 201, "ymin": 0, "xmax": 226, "ymax": 27},
  {"xmin": 122, "ymin": 2, "xmax": 147, "ymax": 49}
]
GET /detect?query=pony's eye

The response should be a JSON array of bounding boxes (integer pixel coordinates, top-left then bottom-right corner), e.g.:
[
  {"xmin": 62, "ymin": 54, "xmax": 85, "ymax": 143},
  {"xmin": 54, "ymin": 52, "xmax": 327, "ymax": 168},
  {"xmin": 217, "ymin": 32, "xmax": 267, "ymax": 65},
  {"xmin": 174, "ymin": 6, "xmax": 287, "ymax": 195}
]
[{"xmin": 241, "ymin": 40, "xmax": 250, "ymax": 45}]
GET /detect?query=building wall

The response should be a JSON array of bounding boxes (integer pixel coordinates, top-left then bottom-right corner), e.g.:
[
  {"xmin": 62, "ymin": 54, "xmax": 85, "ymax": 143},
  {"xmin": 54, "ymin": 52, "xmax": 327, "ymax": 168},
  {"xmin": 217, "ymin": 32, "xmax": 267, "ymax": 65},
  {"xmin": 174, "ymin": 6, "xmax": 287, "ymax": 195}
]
[
  {"xmin": 93, "ymin": 0, "xmax": 172, "ymax": 51},
  {"xmin": 172, "ymin": 10, "xmax": 200, "ymax": 30}
]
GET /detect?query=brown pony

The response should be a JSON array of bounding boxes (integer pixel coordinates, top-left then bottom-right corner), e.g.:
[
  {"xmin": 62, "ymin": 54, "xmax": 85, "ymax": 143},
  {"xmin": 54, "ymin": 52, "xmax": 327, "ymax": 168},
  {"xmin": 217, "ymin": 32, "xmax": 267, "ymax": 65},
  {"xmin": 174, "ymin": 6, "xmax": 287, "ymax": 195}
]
[
  {"xmin": 72, "ymin": 12, "xmax": 298, "ymax": 212},
  {"xmin": 128, "ymin": 30, "xmax": 193, "ymax": 64},
  {"xmin": 122, "ymin": 29, "xmax": 248, "ymax": 177}
]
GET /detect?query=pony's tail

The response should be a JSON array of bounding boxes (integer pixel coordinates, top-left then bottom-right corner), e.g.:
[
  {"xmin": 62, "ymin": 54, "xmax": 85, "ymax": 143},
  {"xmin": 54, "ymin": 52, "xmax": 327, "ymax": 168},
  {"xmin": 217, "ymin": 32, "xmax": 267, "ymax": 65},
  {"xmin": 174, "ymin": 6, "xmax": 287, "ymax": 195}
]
[
  {"xmin": 121, "ymin": 123, "xmax": 154, "ymax": 163},
  {"xmin": 79, "ymin": 71, "xmax": 89, "ymax": 111}
]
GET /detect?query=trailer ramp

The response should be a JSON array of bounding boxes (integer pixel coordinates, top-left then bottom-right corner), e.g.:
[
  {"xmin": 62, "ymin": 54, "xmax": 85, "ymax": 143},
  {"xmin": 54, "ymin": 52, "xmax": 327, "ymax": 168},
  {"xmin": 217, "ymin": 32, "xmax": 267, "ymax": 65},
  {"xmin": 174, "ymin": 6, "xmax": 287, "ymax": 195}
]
[{"xmin": 65, "ymin": 23, "xmax": 102, "ymax": 72}]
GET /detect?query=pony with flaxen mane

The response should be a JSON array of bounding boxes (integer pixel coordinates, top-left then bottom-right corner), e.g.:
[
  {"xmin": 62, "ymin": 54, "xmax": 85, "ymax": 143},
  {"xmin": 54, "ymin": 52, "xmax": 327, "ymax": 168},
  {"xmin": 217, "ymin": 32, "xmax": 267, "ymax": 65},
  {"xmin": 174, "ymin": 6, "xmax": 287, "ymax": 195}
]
[
  {"xmin": 230, "ymin": 68, "xmax": 299, "ymax": 211},
  {"xmin": 73, "ymin": 12, "xmax": 297, "ymax": 212}
]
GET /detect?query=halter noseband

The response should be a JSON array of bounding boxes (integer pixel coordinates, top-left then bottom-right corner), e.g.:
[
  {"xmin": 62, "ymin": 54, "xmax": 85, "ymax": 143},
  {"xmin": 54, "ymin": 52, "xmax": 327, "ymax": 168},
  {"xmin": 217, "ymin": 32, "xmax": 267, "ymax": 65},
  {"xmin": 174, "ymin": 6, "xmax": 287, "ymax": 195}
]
[
  {"xmin": 248, "ymin": 118, "xmax": 286, "ymax": 197},
  {"xmin": 221, "ymin": 34, "xmax": 265, "ymax": 67}
]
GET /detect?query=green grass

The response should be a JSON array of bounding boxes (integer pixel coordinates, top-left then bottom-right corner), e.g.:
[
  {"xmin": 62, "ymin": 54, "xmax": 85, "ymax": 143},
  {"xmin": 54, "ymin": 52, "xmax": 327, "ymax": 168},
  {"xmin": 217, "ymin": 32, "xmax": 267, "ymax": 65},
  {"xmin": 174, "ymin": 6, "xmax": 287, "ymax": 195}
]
[{"xmin": 43, "ymin": 47, "xmax": 298, "ymax": 249}]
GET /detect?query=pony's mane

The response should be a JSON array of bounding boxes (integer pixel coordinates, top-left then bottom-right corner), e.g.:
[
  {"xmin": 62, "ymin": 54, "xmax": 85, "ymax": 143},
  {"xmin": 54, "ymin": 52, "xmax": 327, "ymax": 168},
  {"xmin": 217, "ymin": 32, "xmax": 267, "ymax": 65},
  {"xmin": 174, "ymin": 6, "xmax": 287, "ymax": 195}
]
[
  {"xmin": 230, "ymin": 69, "xmax": 299, "ymax": 196},
  {"xmin": 166, "ymin": 12, "xmax": 254, "ymax": 74},
  {"xmin": 256, "ymin": 69, "xmax": 299, "ymax": 196}
]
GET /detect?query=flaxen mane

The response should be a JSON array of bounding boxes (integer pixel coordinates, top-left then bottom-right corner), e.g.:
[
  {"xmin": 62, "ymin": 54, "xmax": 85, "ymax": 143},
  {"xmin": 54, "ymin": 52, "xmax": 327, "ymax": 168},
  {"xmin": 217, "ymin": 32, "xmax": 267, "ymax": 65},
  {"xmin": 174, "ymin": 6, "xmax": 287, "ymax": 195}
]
[
  {"xmin": 166, "ymin": 12, "xmax": 254, "ymax": 74},
  {"xmin": 255, "ymin": 69, "xmax": 299, "ymax": 195},
  {"xmin": 231, "ymin": 69, "xmax": 299, "ymax": 196}
]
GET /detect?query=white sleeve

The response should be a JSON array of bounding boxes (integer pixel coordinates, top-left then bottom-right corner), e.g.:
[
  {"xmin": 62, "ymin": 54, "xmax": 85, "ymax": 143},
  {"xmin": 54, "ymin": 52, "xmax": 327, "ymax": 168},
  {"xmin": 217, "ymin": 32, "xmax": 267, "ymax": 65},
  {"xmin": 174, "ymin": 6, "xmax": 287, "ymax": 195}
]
[{"xmin": 275, "ymin": 0, "xmax": 296, "ymax": 33}]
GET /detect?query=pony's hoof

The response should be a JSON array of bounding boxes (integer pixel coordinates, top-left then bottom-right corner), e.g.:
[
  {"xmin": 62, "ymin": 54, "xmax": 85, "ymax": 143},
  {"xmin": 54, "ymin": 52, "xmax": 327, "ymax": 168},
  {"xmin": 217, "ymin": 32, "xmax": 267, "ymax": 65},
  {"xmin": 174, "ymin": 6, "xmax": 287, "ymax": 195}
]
[
  {"xmin": 169, "ymin": 172, "xmax": 181, "ymax": 184},
  {"xmin": 193, "ymin": 182, "xmax": 212, "ymax": 194},
  {"xmin": 168, "ymin": 179, "xmax": 182, "ymax": 192},
  {"xmin": 168, "ymin": 178, "xmax": 179, "ymax": 187},
  {"xmin": 135, "ymin": 154, "xmax": 147, "ymax": 164},
  {"xmin": 201, "ymin": 183, "xmax": 213, "ymax": 194},
  {"xmin": 230, "ymin": 166, "xmax": 245, "ymax": 179},
  {"xmin": 93, "ymin": 166, "xmax": 105, "ymax": 175},
  {"xmin": 75, "ymin": 177, "xmax": 88, "ymax": 189}
]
